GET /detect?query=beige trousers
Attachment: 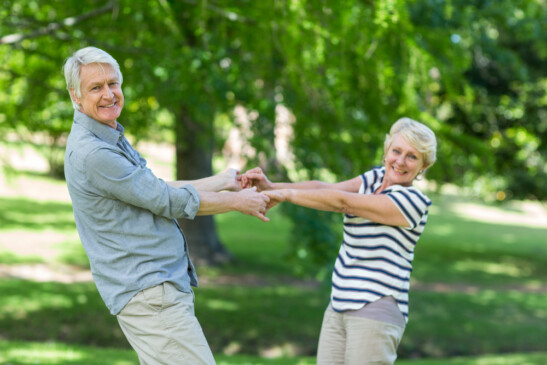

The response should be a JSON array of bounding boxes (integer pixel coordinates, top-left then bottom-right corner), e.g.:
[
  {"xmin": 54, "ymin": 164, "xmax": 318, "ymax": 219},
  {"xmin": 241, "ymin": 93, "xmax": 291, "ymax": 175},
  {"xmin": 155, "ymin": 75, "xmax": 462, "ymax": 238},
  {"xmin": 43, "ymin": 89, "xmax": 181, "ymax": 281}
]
[
  {"xmin": 117, "ymin": 282, "xmax": 216, "ymax": 365},
  {"xmin": 317, "ymin": 308, "xmax": 405, "ymax": 365}
]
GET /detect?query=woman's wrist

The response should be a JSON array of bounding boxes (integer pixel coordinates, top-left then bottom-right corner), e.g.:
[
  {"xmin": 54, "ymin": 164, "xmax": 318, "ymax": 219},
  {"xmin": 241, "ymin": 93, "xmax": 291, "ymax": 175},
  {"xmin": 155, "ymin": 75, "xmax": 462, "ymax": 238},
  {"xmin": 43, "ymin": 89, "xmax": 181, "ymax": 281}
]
[
  {"xmin": 268, "ymin": 182, "xmax": 279, "ymax": 191},
  {"xmin": 284, "ymin": 189, "xmax": 294, "ymax": 203}
]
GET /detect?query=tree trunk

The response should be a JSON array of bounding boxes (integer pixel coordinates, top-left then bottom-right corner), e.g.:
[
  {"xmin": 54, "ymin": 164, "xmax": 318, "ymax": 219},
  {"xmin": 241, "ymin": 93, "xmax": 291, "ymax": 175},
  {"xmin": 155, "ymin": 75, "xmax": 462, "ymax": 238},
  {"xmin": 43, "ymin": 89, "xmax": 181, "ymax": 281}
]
[{"xmin": 174, "ymin": 106, "xmax": 233, "ymax": 265}]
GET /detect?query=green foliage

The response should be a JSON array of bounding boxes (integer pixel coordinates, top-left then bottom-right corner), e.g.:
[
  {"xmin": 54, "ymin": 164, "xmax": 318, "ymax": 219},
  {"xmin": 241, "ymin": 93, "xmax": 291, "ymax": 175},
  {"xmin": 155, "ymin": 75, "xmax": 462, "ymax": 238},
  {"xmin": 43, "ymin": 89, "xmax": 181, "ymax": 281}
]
[
  {"xmin": 1, "ymin": 0, "xmax": 545, "ymax": 196},
  {"xmin": 280, "ymin": 204, "xmax": 341, "ymax": 279},
  {"xmin": 1, "ymin": 0, "xmax": 546, "ymax": 270},
  {"xmin": 408, "ymin": 0, "xmax": 547, "ymax": 199}
]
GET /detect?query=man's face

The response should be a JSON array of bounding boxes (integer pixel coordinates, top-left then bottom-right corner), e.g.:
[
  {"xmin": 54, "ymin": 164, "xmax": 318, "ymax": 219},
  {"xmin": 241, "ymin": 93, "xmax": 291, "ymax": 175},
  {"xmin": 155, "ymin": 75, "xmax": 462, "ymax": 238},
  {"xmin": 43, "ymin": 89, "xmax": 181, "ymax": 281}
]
[{"xmin": 70, "ymin": 63, "xmax": 124, "ymax": 128}]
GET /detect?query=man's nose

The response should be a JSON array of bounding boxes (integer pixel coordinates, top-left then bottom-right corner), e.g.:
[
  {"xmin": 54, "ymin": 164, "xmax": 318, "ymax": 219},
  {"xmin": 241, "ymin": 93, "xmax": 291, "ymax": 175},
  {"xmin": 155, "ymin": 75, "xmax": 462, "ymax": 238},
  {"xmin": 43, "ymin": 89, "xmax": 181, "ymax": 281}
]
[{"xmin": 102, "ymin": 84, "xmax": 114, "ymax": 98}]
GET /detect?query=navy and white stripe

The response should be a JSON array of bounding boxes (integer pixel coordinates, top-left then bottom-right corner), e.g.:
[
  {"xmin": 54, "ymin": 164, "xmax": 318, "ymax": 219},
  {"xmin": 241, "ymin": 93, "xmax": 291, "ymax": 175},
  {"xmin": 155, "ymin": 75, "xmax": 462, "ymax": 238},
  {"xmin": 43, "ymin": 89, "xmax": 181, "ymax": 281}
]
[{"xmin": 331, "ymin": 166, "xmax": 431, "ymax": 322}]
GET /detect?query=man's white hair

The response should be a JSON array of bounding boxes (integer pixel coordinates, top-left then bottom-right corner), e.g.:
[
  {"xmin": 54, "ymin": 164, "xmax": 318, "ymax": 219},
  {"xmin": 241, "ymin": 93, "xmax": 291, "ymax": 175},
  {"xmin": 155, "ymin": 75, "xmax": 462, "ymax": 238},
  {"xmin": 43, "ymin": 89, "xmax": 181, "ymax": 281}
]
[{"xmin": 63, "ymin": 47, "xmax": 123, "ymax": 110}]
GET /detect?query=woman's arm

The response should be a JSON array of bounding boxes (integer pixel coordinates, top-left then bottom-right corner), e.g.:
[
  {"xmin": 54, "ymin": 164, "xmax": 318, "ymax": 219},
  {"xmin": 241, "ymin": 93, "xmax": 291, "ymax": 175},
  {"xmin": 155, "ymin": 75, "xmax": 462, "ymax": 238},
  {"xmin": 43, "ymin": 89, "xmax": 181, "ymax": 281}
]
[
  {"xmin": 264, "ymin": 189, "xmax": 409, "ymax": 227},
  {"xmin": 242, "ymin": 167, "xmax": 363, "ymax": 193}
]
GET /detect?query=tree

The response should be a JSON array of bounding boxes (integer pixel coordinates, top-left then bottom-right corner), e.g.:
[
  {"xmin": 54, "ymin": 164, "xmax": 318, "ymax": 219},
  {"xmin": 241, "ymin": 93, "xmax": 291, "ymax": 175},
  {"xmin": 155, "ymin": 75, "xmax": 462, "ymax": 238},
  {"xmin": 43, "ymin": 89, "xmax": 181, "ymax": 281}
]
[{"xmin": 1, "ymin": 0, "xmax": 545, "ymax": 269}]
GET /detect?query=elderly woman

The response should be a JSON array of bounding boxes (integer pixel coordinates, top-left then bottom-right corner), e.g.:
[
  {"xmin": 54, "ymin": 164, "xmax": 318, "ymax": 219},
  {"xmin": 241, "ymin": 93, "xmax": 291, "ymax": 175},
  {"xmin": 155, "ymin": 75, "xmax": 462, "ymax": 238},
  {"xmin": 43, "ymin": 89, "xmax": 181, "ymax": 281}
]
[{"xmin": 242, "ymin": 118, "xmax": 437, "ymax": 365}]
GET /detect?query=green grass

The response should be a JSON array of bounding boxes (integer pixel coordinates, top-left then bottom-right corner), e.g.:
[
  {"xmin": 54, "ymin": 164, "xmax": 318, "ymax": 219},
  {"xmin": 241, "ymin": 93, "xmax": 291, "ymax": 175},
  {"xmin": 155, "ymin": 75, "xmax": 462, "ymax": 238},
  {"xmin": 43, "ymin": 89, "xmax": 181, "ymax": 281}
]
[
  {"xmin": 196, "ymin": 284, "xmax": 326, "ymax": 356},
  {"xmin": 1, "ymin": 341, "xmax": 546, "ymax": 364},
  {"xmin": 1, "ymin": 182, "xmax": 546, "ymax": 363},
  {"xmin": 414, "ymin": 196, "xmax": 547, "ymax": 288},
  {"xmin": 0, "ymin": 197, "xmax": 75, "ymax": 232}
]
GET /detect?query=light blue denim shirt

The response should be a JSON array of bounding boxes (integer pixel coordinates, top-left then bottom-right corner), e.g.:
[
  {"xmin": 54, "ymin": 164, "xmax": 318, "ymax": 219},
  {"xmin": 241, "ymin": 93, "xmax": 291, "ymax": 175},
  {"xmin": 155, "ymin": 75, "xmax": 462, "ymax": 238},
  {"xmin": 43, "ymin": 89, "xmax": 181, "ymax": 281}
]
[{"xmin": 65, "ymin": 110, "xmax": 199, "ymax": 315}]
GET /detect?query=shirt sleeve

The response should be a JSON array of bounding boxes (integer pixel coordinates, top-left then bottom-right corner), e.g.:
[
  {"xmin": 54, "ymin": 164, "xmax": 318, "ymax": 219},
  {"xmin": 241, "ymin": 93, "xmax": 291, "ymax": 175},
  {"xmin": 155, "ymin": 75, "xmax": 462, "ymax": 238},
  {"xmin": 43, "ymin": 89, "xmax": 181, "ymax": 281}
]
[
  {"xmin": 385, "ymin": 188, "xmax": 431, "ymax": 229},
  {"xmin": 360, "ymin": 167, "xmax": 383, "ymax": 194},
  {"xmin": 84, "ymin": 146, "xmax": 200, "ymax": 219}
]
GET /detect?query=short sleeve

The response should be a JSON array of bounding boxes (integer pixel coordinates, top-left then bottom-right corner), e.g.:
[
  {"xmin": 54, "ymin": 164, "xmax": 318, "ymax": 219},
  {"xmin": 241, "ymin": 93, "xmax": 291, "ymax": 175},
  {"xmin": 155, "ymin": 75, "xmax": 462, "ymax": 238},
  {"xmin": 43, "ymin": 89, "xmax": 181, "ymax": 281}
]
[
  {"xmin": 360, "ymin": 167, "xmax": 383, "ymax": 194},
  {"xmin": 385, "ymin": 188, "xmax": 431, "ymax": 229}
]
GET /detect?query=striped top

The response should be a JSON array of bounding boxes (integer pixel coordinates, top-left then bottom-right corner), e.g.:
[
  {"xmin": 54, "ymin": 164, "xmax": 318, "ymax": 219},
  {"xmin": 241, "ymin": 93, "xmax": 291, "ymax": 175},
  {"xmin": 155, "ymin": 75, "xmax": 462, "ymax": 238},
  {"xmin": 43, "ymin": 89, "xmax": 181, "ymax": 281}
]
[{"xmin": 330, "ymin": 166, "xmax": 431, "ymax": 323}]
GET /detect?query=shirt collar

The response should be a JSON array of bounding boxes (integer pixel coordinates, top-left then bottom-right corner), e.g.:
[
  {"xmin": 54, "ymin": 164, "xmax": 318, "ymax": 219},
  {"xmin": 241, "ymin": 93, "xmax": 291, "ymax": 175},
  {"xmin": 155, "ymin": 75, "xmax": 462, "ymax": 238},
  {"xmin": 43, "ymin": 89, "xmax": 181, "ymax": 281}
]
[{"xmin": 73, "ymin": 109, "xmax": 125, "ymax": 146}]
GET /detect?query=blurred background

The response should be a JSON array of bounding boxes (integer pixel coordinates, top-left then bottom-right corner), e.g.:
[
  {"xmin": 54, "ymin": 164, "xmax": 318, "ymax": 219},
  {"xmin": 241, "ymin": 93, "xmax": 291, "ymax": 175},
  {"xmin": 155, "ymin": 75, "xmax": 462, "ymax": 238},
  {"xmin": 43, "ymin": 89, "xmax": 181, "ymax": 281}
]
[{"xmin": 0, "ymin": 0, "xmax": 546, "ymax": 364}]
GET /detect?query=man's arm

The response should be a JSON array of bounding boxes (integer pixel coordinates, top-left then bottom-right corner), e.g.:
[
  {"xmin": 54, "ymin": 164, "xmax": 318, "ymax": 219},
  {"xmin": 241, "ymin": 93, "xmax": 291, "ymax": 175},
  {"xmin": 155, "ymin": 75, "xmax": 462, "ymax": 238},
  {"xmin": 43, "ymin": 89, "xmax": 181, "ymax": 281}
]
[
  {"xmin": 167, "ymin": 168, "xmax": 241, "ymax": 192},
  {"xmin": 197, "ymin": 187, "xmax": 270, "ymax": 222}
]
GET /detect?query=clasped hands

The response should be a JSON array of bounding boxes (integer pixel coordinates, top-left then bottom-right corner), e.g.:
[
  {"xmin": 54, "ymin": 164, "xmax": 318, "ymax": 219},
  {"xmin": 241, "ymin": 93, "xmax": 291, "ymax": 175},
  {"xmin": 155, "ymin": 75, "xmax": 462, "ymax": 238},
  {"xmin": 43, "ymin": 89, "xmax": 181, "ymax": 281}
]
[{"xmin": 219, "ymin": 167, "xmax": 286, "ymax": 221}]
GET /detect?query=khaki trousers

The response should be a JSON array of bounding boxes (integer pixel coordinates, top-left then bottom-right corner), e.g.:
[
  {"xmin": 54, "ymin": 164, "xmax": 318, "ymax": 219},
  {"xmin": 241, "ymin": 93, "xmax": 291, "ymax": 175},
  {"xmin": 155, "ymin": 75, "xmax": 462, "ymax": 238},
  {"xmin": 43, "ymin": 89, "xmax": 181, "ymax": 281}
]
[
  {"xmin": 317, "ymin": 308, "xmax": 405, "ymax": 365},
  {"xmin": 117, "ymin": 282, "xmax": 216, "ymax": 365}
]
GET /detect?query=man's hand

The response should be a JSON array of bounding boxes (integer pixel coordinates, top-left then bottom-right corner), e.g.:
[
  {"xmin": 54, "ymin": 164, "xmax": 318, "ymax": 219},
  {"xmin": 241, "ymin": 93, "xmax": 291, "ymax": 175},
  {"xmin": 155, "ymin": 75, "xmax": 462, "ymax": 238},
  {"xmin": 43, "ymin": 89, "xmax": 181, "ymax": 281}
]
[
  {"xmin": 236, "ymin": 187, "xmax": 271, "ymax": 222},
  {"xmin": 240, "ymin": 167, "xmax": 273, "ymax": 192},
  {"xmin": 217, "ymin": 168, "xmax": 242, "ymax": 191}
]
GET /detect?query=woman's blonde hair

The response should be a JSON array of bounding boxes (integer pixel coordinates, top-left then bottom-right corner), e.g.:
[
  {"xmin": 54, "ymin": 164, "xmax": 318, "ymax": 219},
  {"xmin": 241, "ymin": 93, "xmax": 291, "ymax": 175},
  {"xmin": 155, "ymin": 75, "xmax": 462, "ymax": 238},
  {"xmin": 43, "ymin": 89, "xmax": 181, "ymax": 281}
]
[{"xmin": 383, "ymin": 117, "xmax": 437, "ymax": 168}]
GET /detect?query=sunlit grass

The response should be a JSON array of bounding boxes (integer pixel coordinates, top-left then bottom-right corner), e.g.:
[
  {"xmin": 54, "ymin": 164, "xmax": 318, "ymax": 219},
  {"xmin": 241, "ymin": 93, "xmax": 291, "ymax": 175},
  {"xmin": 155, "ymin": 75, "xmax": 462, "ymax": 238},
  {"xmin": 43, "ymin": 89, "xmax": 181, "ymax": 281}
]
[
  {"xmin": 413, "ymin": 193, "xmax": 547, "ymax": 287},
  {"xmin": 400, "ymin": 352, "xmax": 547, "ymax": 365},
  {"xmin": 0, "ymin": 341, "xmax": 137, "ymax": 365},
  {"xmin": 1, "ymin": 341, "xmax": 546, "ymax": 365},
  {"xmin": 0, "ymin": 183, "xmax": 546, "ymax": 361},
  {"xmin": 0, "ymin": 197, "xmax": 75, "ymax": 232},
  {"xmin": 452, "ymin": 260, "xmax": 531, "ymax": 277}
]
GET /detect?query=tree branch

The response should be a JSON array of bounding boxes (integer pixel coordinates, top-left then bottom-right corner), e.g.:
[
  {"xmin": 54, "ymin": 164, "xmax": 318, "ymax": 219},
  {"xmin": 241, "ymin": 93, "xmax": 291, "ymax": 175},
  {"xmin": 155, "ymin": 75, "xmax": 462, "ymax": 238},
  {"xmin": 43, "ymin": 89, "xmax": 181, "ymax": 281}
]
[
  {"xmin": 0, "ymin": 1, "xmax": 118, "ymax": 45},
  {"xmin": 178, "ymin": 0, "xmax": 255, "ymax": 24}
]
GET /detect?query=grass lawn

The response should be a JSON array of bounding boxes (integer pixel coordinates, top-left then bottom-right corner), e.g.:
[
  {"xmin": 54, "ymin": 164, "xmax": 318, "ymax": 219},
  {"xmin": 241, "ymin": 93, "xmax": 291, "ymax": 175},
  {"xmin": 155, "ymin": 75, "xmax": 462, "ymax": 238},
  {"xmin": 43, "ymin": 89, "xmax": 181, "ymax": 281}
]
[
  {"xmin": 0, "ymin": 164, "xmax": 546, "ymax": 363},
  {"xmin": 1, "ymin": 341, "xmax": 546, "ymax": 364}
]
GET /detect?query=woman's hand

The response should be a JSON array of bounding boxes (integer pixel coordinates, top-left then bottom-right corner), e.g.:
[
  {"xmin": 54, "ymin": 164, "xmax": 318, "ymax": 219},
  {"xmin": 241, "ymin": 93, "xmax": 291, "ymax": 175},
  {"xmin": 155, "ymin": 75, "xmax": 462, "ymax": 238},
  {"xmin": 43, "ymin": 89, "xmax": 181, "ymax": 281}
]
[
  {"xmin": 240, "ymin": 167, "xmax": 273, "ymax": 191},
  {"xmin": 263, "ymin": 189, "xmax": 289, "ymax": 210}
]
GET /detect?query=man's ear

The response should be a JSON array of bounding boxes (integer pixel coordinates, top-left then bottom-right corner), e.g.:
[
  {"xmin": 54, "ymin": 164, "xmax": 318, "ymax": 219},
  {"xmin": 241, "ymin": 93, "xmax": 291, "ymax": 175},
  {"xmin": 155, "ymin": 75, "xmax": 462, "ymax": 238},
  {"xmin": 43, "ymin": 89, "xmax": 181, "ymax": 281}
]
[{"xmin": 69, "ymin": 88, "xmax": 80, "ymax": 105}]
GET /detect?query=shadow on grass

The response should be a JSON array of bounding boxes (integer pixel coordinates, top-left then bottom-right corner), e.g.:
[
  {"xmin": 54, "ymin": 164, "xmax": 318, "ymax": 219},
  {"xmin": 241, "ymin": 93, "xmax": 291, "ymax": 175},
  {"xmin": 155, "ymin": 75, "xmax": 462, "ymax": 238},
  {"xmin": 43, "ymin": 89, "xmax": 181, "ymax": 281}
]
[
  {"xmin": 0, "ymin": 278, "xmax": 328, "ymax": 357},
  {"xmin": 196, "ymin": 284, "xmax": 328, "ymax": 356},
  {"xmin": 0, "ymin": 280, "xmax": 129, "ymax": 348},
  {"xmin": 0, "ymin": 197, "xmax": 75, "ymax": 231},
  {"xmin": 401, "ymin": 290, "xmax": 547, "ymax": 358},
  {"xmin": 215, "ymin": 210, "xmax": 296, "ymax": 276}
]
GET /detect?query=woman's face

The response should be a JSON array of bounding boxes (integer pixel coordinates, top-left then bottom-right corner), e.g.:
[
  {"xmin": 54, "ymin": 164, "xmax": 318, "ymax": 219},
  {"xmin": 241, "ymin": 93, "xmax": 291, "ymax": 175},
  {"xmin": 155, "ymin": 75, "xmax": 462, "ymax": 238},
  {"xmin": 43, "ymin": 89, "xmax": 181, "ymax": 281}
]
[{"xmin": 384, "ymin": 133, "xmax": 425, "ymax": 187}]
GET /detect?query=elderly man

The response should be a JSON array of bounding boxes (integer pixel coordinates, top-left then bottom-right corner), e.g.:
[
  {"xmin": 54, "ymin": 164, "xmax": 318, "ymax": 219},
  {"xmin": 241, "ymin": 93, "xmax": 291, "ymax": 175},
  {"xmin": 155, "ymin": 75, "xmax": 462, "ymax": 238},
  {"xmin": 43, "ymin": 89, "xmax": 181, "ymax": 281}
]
[{"xmin": 63, "ymin": 46, "xmax": 269, "ymax": 364}]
